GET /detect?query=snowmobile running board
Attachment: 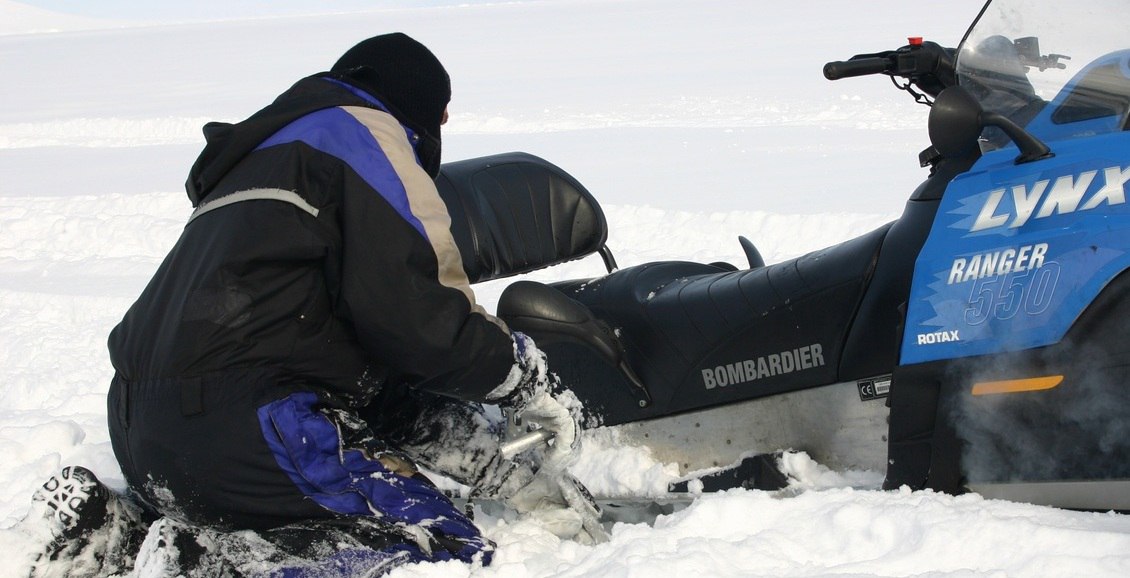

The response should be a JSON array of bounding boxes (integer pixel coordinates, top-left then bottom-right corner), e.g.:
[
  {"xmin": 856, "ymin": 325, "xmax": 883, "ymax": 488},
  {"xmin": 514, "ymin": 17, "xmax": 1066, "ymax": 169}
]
[
  {"xmin": 453, "ymin": 492, "xmax": 708, "ymax": 527},
  {"xmin": 453, "ymin": 479, "xmax": 1130, "ymax": 530},
  {"xmin": 448, "ymin": 453, "xmax": 796, "ymax": 527},
  {"xmin": 969, "ymin": 481, "xmax": 1130, "ymax": 512}
]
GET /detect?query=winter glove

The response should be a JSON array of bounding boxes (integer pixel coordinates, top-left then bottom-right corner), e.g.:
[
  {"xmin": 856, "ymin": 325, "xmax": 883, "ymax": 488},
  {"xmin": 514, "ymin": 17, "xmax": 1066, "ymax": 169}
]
[
  {"xmin": 504, "ymin": 469, "xmax": 609, "ymax": 545},
  {"xmin": 486, "ymin": 332, "xmax": 581, "ymax": 471}
]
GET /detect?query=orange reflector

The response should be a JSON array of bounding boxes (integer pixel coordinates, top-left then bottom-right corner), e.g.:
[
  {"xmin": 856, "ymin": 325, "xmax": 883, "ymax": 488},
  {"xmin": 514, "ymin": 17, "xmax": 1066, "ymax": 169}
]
[{"xmin": 971, "ymin": 375, "xmax": 1064, "ymax": 396}]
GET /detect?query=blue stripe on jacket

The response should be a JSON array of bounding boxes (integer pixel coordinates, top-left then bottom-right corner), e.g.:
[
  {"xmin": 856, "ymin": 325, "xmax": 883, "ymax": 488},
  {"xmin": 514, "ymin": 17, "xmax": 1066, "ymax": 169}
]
[{"xmin": 253, "ymin": 106, "xmax": 430, "ymax": 241}]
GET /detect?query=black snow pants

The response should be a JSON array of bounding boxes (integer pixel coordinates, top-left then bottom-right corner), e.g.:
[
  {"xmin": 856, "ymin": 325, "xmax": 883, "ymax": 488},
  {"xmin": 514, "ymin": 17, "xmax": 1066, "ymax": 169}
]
[{"xmin": 107, "ymin": 366, "xmax": 509, "ymax": 566}]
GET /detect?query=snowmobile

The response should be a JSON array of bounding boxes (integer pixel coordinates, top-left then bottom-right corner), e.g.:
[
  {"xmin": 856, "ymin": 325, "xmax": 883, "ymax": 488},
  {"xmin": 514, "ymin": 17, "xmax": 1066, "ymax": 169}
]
[{"xmin": 436, "ymin": 0, "xmax": 1130, "ymax": 512}]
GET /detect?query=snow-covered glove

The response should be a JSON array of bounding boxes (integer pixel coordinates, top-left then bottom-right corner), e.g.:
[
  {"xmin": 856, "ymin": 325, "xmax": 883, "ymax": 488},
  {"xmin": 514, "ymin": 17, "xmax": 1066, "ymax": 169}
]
[
  {"xmin": 505, "ymin": 470, "xmax": 609, "ymax": 545},
  {"xmin": 487, "ymin": 332, "xmax": 581, "ymax": 471}
]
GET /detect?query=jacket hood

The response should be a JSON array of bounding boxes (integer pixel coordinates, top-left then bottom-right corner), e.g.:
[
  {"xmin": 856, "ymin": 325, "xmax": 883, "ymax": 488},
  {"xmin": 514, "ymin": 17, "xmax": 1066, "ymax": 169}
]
[{"xmin": 186, "ymin": 74, "xmax": 387, "ymax": 207}]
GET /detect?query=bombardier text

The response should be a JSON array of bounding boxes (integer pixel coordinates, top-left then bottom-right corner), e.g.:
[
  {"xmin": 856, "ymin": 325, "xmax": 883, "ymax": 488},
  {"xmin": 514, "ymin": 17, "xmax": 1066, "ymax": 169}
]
[{"xmin": 702, "ymin": 344, "xmax": 826, "ymax": 389}]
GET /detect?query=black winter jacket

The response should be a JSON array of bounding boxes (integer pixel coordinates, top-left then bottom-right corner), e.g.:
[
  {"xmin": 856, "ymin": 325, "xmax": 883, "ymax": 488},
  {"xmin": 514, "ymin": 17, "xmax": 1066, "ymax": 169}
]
[{"xmin": 108, "ymin": 75, "xmax": 517, "ymax": 405}]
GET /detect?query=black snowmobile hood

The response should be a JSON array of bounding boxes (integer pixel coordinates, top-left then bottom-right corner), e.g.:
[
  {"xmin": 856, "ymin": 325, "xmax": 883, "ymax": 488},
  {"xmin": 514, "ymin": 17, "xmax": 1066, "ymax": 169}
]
[{"xmin": 185, "ymin": 73, "xmax": 385, "ymax": 207}]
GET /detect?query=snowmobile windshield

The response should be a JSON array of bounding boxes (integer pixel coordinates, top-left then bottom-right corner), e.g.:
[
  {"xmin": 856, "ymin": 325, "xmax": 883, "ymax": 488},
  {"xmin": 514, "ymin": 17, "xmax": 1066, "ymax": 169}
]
[{"xmin": 956, "ymin": 0, "xmax": 1130, "ymax": 149}]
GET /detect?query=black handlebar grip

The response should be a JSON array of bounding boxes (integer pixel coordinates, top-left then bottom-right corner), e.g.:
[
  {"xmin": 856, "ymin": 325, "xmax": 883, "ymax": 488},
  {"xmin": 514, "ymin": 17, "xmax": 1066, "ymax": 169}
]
[{"xmin": 823, "ymin": 57, "xmax": 892, "ymax": 80}]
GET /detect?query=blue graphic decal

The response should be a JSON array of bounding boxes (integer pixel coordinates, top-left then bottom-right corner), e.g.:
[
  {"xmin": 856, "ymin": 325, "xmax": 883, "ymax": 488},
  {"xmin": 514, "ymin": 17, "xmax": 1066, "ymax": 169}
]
[{"xmin": 902, "ymin": 131, "xmax": 1130, "ymax": 365}]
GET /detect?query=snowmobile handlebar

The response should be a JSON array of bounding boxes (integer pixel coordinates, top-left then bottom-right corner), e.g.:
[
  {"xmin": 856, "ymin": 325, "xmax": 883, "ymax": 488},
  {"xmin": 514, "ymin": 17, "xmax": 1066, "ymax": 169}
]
[
  {"xmin": 822, "ymin": 57, "xmax": 892, "ymax": 80},
  {"xmin": 824, "ymin": 40, "xmax": 957, "ymax": 97}
]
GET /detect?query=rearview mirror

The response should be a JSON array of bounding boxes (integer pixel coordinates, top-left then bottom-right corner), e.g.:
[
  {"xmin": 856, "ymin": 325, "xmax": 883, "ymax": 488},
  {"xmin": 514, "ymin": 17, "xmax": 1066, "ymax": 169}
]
[
  {"xmin": 929, "ymin": 86, "xmax": 1053, "ymax": 164},
  {"xmin": 929, "ymin": 87, "xmax": 986, "ymax": 159}
]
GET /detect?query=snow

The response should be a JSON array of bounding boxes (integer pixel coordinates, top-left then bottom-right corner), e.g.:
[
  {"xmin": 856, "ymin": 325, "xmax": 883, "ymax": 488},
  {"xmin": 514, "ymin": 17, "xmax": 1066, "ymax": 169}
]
[
  {"xmin": 0, "ymin": 0, "xmax": 118, "ymax": 35},
  {"xmin": 2, "ymin": 0, "xmax": 1129, "ymax": 576}
]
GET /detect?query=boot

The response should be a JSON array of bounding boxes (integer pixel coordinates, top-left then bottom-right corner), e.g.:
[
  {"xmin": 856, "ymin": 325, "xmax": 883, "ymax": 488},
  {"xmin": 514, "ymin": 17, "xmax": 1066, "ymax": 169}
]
[{"xmin": 24, "ymin": 465, "xmax": 149, "ymax": 578}]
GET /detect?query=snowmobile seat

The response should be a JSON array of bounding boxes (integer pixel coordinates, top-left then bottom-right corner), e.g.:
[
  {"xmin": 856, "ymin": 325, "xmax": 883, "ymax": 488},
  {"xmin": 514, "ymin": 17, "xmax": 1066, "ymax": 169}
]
[
  {"xmin": 546, "ymin": 224, "xmax": 894, "ymax": 421},
  {"xmin": 436, "ymin": 152, "xmax": 610, "ymax": 284}
]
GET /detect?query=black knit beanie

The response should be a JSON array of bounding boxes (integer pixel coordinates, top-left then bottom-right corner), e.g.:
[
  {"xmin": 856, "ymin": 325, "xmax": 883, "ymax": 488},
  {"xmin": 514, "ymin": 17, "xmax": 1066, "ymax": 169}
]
[{"xmin": 331, "ymin": 33, "xmax": 451, "ymax": 142}]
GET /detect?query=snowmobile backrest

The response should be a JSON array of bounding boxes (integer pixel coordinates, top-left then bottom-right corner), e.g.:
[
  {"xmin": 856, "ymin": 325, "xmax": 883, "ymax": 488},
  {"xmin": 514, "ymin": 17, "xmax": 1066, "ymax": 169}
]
[{"xmin": 435, "ymin": 152, "xmax": 610, "ymax": 284}]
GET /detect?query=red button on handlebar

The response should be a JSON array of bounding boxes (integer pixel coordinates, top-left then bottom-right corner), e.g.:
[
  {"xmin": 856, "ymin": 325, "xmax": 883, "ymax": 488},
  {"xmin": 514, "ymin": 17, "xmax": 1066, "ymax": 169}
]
[{"xmin": 908, "ymin": 36, "xmax": 923, "ymax": 46}]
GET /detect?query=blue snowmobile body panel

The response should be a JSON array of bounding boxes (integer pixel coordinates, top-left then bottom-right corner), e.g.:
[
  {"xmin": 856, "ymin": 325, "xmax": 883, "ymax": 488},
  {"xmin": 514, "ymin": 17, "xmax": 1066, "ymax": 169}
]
[{"xmin": 902, "ymin": 51, "xmax": 1130, "ymax": 365}]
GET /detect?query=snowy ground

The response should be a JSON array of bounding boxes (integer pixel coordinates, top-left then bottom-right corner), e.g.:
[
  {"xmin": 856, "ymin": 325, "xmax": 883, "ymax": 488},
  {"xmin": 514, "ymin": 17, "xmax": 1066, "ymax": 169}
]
[{"xmin": 2, "ymin": 0, "xmax": 1130, "ymax": 576}]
